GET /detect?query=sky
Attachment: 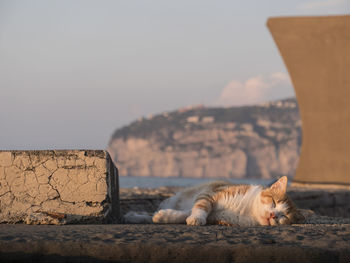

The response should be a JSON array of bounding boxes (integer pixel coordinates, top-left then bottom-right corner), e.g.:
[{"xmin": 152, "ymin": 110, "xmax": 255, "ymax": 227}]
[{"xmin": 0, "ymin": 0, "xmax": 349, "ymax": 150}]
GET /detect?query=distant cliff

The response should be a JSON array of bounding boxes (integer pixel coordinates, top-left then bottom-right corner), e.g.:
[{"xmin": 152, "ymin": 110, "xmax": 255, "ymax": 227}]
[{"xmin": 108, "ymin": 98, "xmax": 301, "ymax": 179}]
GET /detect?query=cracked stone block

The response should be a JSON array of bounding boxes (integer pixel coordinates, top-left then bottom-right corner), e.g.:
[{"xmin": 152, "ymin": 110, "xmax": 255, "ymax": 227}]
[{"xmin": 0, "ymin": 150, "xmax": 120, "ymax": 224}]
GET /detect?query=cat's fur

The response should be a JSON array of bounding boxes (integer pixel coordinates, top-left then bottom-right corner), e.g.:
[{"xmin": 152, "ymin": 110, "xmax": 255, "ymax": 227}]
[{"xmin": 124, "ymin": 176, "xmax": 304, "ymax": 226}]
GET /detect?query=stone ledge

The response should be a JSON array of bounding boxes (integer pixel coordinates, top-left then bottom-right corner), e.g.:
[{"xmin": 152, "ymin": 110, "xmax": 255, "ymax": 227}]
[
  {"xmin": 0, "ymin": 150, "xmax": 120, "ymax": 224},
  {"xmin": 288, "ymin": 187, "xmax": 350, "ymax": 218},
  {"xmin": 0, "ymin": 224, "xmax": 349, "ymax": 263}
]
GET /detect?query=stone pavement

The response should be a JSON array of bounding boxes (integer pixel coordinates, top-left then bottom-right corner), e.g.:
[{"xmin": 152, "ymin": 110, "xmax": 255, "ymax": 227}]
[{"xmin": 0, "ymin": 223, "xmax": 350, "ymax": 263}]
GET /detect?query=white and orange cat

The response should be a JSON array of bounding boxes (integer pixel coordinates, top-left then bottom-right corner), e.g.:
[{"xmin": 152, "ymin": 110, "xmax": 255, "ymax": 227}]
[{"xmin": 124, "ymin": 176, "xmax": 304, "ymax": 226}]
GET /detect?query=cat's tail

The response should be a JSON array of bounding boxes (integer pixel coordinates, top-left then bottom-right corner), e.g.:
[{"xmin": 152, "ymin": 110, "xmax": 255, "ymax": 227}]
[{"xmin": 123, "ymin": 211, "xmax": 153, "ymax": 224}]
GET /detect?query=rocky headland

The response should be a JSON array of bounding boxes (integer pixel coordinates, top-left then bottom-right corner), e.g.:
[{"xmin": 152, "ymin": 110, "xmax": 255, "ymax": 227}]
[{"xmin": 109, "ymin": 98, "xmax": 301, "ymax": 180}]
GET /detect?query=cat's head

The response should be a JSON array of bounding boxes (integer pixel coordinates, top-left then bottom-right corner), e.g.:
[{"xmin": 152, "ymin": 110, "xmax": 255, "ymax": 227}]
[{"xmin": 255, "ymin": 176, "xmax": 305, "ymax": 226}]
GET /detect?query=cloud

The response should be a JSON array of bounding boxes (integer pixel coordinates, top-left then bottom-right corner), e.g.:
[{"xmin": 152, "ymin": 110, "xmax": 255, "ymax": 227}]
[
  {"xmin": 214, "ymin": 72, "xmax": 294, "ymax": 107},
  {"xmin": 298, "ymin": 0, "xmax": 348, "ymax": 10}
]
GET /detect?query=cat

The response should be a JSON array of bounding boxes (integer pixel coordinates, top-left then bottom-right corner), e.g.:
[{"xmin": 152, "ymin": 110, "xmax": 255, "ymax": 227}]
[{"xmin": 124, "ymin": 176, "xmax": 305, "ymax": 226}]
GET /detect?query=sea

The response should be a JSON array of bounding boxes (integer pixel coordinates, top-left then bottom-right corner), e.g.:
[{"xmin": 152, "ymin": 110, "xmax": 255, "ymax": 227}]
[{"xmin": 119, "ymin": 176, "xmax": 275, "ymax": 189}]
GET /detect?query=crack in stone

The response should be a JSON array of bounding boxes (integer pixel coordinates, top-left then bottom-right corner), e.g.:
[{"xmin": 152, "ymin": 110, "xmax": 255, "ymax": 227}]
[
  {"xmin": 0, "ymin": 191, "xmax": 11, "ymax": 198},
  {"xmin": 0, "ymin": 150, "xmax": 116, "ymax": 224}
]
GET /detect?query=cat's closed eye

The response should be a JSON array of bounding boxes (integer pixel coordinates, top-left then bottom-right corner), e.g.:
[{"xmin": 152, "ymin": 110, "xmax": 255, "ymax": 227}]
[{"xmin": 271, "ymin": 199, "xmax": 276, "ymax": 208}]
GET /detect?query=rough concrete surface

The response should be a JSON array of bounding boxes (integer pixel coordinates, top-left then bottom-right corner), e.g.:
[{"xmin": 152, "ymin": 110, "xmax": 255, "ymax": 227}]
[
  {"xmin": 289, "ymin": 186, "xmax": 350, "ymax": 218},
  {"xmin": 0, "ymin": 224, "xmax": 350, "ymax": 263},
  {"xmin": 0, "ymin": 150, "xmax": 119, "ymax": 224}
]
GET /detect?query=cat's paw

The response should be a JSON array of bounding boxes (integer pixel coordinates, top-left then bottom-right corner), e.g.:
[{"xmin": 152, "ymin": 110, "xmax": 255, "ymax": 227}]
[
  {"xmin": 269, "ymin": 215, "xmax": 290, "ymax": 225},
  {"xmin": 269, "ymin": 218, "xmax": 278, "ymax": 226},
  {"xmin": 152, "ymin": 209, "xmax": 168, "ymax": 223},
  {"xmin": 186, "ymin": 215, "xmax": 206, "ymax": 226},
  {"xmin": 277, "ymin": 215, "xmax": 290, "ymax": 225}
]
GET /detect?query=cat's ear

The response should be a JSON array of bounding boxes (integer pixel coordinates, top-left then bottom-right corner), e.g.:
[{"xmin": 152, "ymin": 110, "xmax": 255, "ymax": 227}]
[{"xmin": 269, "ymin": 176, "xmax": 288, "ymax": 198}]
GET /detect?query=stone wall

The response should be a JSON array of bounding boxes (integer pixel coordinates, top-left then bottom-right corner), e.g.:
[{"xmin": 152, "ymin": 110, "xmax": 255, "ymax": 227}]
[
  {"xmin": 289, "ymin": 187, "xmax": 350, "ymax": 218},
  {"xmin": 0, "ymin": 150, "xmax": 120, "ymax": 224}
]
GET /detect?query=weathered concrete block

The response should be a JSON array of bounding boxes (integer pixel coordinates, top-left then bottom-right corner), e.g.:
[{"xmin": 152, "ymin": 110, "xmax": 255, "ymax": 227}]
[{"xmin": 0, "ymin": 150, "xmax": 120, "ymax": 224}]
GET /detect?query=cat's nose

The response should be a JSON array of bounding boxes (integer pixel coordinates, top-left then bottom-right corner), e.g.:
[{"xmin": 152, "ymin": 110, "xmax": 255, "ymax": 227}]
[{"xmin": 270, "ymin": 212, "xmax": 276, "ymax": 219}]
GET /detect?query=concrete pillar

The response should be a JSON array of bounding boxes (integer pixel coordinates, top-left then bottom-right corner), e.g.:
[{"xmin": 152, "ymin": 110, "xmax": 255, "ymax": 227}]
[{"xmin": 267, "ymin": 15, "xmax": 350, "ymax": 184}]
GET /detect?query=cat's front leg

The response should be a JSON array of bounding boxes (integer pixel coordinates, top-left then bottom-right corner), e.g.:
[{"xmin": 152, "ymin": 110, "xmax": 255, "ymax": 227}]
[
  {"xmin": 186, "ymin": 210, "xmax": 207, "ymax": 226},
  {"xmin": 186, "ymin": 198, "xmax": 212, "ymax": 226}
]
